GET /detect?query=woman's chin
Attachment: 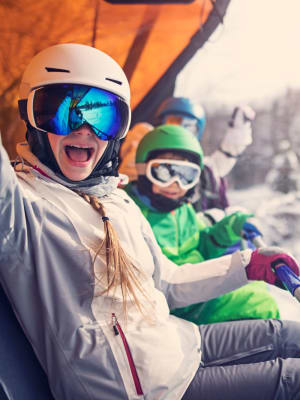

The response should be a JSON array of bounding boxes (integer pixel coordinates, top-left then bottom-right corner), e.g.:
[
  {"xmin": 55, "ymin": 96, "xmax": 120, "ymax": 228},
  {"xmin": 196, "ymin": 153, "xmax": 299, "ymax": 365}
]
[{"xmin": 61, "ymin": 167, "xmax": 92, "ymax": 182}]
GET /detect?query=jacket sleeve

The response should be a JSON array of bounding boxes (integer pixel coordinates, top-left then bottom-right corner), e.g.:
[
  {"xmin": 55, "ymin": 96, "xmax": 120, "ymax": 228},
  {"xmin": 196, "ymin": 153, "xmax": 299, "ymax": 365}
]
[
  {"xmin": 140, "ymin": 208, "xmax": 251, "ymax": 310},
  {"xmin": 0, "ymin": 144, "xmax": 27, "ymax": 261},
  {"xmin": 205, "ymin": 150, "xmax": 237, "ymax": 179}
]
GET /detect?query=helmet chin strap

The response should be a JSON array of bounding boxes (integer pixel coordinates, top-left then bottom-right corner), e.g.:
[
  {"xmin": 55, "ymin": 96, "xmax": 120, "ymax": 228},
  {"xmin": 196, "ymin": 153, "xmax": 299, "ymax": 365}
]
[
  {"xmin": 26, "ymin": 124, "xmax": 120, "ymax": 183},
  {"xmin": 90, "ymin": 139, "xmax": 120, "ymax": 178},
  {"xmin": 26, "ymin": 124, "xmax": 60, "ymax": 173}
]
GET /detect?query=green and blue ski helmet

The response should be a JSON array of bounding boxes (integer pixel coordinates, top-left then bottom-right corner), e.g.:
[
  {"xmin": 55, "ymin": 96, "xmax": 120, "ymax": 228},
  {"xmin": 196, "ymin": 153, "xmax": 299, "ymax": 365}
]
[{"xmin": 136, "ymin": 124, "xmax": 204, "ymax": 168}]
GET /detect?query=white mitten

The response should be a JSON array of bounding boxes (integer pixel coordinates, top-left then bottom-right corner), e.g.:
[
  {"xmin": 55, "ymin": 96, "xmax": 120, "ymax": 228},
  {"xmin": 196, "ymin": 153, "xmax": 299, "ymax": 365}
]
[{"xmin": 220, "ymin": 105, "xmax": 255, "ymax": 157}]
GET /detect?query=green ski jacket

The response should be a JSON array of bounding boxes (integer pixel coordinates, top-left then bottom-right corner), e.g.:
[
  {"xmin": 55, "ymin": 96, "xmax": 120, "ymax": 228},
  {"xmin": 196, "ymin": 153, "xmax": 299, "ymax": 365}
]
[{"xmin": 125, "ymin": 182, "xmax": 280, "ymax": 323}]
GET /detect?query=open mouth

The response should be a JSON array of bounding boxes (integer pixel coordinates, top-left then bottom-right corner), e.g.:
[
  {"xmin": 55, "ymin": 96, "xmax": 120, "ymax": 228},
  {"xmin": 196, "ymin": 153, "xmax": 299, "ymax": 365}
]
[{"xmin": 65, "ymin": 145, "xmax": 95, "ymax": 162}]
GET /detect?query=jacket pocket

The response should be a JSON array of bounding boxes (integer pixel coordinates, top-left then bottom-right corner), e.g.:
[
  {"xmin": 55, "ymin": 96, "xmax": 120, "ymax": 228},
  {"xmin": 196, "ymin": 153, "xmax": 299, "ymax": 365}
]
[{"xmin": 112, "ymin": 313, "xmax": 143, "ymax": 396}]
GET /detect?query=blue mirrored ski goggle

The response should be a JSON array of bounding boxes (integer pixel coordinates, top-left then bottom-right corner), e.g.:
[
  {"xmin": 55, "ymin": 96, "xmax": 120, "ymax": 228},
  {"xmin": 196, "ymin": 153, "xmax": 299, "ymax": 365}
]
[
  {"xmin": 21, "ymin": 84, "xmax": 130, "ymax": 140},
  {"xmin": 146, "ymin": 159, "xmax": 201, "ymax": 190}
]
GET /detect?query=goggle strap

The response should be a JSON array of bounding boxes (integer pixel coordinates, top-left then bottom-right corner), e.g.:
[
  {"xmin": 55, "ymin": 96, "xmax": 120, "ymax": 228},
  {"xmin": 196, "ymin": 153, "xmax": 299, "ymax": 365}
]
[{"xmin": 136, "ymin": 163, "xmax": 147, "ymax": 175}]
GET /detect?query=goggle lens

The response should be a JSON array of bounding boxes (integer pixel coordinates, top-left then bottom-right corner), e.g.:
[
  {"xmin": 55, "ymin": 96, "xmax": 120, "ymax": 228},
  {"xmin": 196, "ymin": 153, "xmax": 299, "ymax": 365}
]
[
  {"xmin": 31, "ymin": 84, "xmax": 129, "ymax": 140},
  {"xmin": 180, "ymin": 117, "xmax": 198, "ymax": 136},
  {"xmin": 147, "ymin": 159, "xmax": 200, "ymax": 189}
]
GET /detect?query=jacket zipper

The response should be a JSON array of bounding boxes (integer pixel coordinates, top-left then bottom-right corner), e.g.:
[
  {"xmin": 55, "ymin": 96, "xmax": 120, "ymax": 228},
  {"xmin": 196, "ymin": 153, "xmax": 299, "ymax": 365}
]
[{"xmin": 112, "ymin": 313, "xmax": 143, "ymax": 396}]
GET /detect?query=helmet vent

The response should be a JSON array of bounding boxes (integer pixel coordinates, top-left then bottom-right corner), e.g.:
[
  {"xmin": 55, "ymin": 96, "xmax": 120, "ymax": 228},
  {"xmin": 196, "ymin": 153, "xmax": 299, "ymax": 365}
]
[
  {"xmin": 105, "ymin": 77, "xmax": 122, "ymax": 85},
  {"xmin": 45, "ymin": 67, "xmax": 70, "ymax": 73}
]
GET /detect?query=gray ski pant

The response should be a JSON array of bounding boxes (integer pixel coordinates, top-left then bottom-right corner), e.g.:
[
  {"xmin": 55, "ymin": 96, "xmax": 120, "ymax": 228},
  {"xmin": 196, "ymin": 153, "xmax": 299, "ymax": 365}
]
[{"xmin": 182, "ymin": 319, "xmax": 300, "ymax": 400}]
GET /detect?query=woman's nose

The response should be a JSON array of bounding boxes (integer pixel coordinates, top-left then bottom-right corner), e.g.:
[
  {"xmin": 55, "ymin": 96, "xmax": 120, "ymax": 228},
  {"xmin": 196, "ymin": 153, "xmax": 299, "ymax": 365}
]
[{"xmin": 71, "ymin": 124, "xmax": 94, "ymax": 136}]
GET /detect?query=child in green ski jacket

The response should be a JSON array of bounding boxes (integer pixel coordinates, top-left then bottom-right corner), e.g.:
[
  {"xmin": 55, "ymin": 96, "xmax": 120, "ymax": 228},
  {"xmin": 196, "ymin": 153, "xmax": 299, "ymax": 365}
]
[{"xmin": 125, "ymin": 124, "xmax": 280, "ymax": 323}]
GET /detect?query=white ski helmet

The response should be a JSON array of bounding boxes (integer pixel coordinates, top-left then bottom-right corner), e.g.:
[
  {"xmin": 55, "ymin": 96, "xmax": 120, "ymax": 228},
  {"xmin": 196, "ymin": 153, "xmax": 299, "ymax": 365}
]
[
  {"xmin": 19, "ymin": 43, "xmax": 131, "ymax": 138},
  {"xmin": 18, "ymin": 43, "xmax": 131, "ymax": 180}
]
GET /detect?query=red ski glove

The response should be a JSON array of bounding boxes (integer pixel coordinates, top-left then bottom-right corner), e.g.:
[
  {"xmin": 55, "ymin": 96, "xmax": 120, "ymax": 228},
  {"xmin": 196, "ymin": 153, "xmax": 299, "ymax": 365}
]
[{"xmin": 246, "ymin": 247, "xmax": 300, "ymax": 286}]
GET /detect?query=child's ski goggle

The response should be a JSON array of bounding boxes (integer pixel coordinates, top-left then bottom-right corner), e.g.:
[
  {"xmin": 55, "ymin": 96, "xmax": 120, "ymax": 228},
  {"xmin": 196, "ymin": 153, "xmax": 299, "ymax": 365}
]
[
  {"xmin": 145, "ymin": 158, "xmax": 201, "ymax": 190},
  {"xmin": 20, "ymin": 83, "xmax": 130, "ymax": 140},
  {"xmin": 180, "ymin": 117, "xmax": 199, "ymax": 135}
]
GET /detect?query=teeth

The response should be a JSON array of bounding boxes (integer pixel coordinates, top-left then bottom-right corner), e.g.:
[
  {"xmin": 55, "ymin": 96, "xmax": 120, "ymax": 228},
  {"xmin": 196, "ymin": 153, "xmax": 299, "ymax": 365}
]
[{"xmin": 67, "ymin": 145, "xmax": 90, "ymax": 150}]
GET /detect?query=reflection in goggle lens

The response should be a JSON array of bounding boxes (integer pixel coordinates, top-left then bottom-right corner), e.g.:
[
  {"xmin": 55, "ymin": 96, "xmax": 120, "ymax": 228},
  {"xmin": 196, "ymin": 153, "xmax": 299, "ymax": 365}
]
[
  {"xmin": 32, "ymin": 84, "xmax": 129, "ymax": 140},
  {"xmin": 149, "ymin": 160, "xmax": 200, "ymax": 188}
]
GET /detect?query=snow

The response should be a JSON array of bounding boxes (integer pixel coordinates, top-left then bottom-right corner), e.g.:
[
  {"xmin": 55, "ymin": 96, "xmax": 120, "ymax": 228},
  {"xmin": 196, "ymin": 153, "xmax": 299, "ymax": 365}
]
[{"xmin": 228, "ymin": 185, "xmax": 300, "ymax": 261}]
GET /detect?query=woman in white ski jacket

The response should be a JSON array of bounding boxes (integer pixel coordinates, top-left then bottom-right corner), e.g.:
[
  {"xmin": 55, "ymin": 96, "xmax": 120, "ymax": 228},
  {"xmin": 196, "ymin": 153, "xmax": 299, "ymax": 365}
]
[{"xmin": 1, "ymin": 43, "xmax": 300, "ymax": 400}]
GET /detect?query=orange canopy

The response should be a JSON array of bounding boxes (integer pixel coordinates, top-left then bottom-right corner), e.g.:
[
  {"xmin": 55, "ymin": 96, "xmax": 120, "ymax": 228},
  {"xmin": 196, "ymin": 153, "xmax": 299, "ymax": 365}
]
[
  {"xmin": 96, "ymin": 0, "xmax": 214, "ymax": 110},
  {"xmin": 0, "ymin": 0, "xmax": 230, "ymax": 156}
]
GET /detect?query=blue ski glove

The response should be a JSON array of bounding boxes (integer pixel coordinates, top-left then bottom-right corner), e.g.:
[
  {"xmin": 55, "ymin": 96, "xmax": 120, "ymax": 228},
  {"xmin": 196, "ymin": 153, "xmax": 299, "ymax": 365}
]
[{"xmin": 242, "ymin": 221, "xmax": 262, "ymax": 241}]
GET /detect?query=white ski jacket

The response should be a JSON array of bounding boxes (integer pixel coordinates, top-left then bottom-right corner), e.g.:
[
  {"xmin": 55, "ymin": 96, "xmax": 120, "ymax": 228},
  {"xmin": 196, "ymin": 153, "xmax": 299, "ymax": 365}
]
[{"xmin": 0, "ymin": 143, "xmax": 250, "ymax": 400}]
